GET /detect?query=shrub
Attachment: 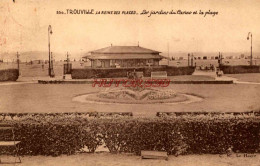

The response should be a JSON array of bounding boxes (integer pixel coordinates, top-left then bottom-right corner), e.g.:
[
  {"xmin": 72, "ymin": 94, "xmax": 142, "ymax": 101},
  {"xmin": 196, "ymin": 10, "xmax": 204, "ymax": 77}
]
[
  {"xmin": 219, "ymin": 65, "xmax": 260, "ymax": 74},
  {"xmin": 1, "ymin": 114, "xmax": 259, "ymax": 156},
  {"xmin": 0, "ymin": 69, "xmax": 19, "ymax": 81},
  {"xmin": 98, "ymin": 118, "xmax": 189, "ymax": 155},
  {"xmin": 71, "ymin": 66, "xmax": 195, "ymax": 79},
  {"xmin": 0, "ymin": 112, "xmax": 133, "ymax": 120}
]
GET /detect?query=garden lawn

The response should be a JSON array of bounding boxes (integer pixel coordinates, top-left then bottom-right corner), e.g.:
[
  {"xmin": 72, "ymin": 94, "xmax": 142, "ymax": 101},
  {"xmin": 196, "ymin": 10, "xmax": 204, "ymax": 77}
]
[
  {"xmin": 227, "ymin": 73, "xmax": 260, "ymax": 83},
  {"xmin": 168, "ymin": 75, "xmax": 215, "ymax": 81},
  {"xmin": 0, "ymin": 83, "xmax": 259, "ymax": 116}
]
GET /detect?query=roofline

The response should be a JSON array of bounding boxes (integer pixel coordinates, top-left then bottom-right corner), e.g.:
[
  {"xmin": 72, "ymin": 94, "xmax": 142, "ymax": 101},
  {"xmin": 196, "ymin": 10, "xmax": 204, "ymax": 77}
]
[
  {"xmin": 89, "ymin": 45, "xmax": 161, "ymax": 54},
  {"xmin": 90, "ymin": 52, "xmax": 161, "ymax": 54},
  {"xmin": 82, "ymin": 56, "xmax": 164, "ymax": 60},
  {"xmin": 84, "ymin": 58, "xmax": 164, "ymax": 60}
]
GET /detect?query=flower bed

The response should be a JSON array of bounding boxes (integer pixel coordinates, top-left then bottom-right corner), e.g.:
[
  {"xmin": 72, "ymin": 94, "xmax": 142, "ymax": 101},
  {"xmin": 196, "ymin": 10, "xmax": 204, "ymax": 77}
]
[
  {"xmin": 76, "ymin": 88, "xmax": 193, "ymax": 104},
  {"xmin": 1, "ymin": 114, "xmax": 259, "ymax": 156},
  {"xmin": 148, "ymin": 90, "xmax": 176, "ymax": 100}
]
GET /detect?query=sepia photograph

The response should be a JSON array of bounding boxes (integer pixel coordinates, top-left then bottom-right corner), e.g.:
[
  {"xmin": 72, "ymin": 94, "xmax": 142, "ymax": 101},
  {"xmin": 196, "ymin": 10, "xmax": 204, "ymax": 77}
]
[{"xmin": 0, "ymin": 0, "xmax": 259, "ymax": 165}]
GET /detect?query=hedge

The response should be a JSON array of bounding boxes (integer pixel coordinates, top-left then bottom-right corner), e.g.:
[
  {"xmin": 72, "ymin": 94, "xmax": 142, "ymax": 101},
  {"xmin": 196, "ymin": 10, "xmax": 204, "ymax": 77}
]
[
  {"xmin": 219, "ymin": 65, "xmax": 260, "ymax": 74},
  {"xmin": 156, "ymin": 111, "xmax": 260, "ymax": 117},
  {"xmin": 0, "ymin": 112, "xmax": 133, "ymax": 120},
  {"xmin": 0, "ymin": 69, "xmax": 19, "ymax": 81},
  {"xmin": 71, "ymin": 66, "xmax": 195, "ymax": 79},
  {"xmin": 1, "ymin": 114, "xmax": 259, "ymax": 156}
]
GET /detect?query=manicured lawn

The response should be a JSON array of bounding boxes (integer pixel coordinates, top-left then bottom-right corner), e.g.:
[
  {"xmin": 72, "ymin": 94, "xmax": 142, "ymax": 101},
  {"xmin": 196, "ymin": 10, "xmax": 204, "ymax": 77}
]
[
  {"xmin": 169, "ymin": 75, "xmax": 215, "ymax": 81},
  {"xmin": 0, "ymin": 83, "xmax": 259, "ymax": 116},
  {"xmin": 227, "ymin": 73, "xmax": 260, "ymax": 83}
]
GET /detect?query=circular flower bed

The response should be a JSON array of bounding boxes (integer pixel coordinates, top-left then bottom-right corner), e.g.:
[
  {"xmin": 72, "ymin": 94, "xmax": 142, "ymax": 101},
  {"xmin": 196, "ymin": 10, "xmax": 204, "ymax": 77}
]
[{"xmin": 73, "ymin": 87, "xmax": 203, "ymax": 104}]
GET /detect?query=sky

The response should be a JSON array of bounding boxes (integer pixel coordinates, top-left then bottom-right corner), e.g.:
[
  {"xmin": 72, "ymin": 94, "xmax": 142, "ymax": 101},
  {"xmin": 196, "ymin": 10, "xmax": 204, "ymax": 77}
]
[{"xmin": 0, "ymin": 0, "xmax": 260, "ymax": 60}]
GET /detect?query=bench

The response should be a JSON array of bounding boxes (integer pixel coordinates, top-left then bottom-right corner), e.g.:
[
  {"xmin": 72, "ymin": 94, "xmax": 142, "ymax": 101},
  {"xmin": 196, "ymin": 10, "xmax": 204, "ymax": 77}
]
[
  {"xmin": 0, "ymin": 141, "xmax": 21, "ymax": 146},
  {"xmin": 0, "ymin": 125, "xmax": 21, "ymax": 164},
  {"xmin": 151, "ymin": 71, "xmax": 167, "ymax": 79},
  {"xmin": 141, "ymin": 150, "xmax": 168, "ymax": 160}
]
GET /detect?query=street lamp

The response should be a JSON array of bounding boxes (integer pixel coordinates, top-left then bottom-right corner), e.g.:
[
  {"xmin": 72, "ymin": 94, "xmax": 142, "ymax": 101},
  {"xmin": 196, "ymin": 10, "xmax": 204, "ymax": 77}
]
[
  {"xmin": 247, "ymin": 32, "xmax": 252, "ymax": 66},
  {"xmin": 17, "ymin": 52, "xmax": 20, "ymax": 76},
  {"xmin": 188, "ymin": 53, "xmax": 190, "ymax": 66},
  {"xmin": 48, "ymin": 25, "xmax": 53, "ymax": 76}
]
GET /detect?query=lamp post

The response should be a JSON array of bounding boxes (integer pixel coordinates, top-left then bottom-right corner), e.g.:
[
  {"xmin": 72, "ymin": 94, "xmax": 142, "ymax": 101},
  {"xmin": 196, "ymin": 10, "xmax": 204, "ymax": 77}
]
[
  {"xmin": 48, "ymin": 25, "xmax": 53, "ymax": 76},
  {"xmin": 188, "ymin": 53, "xmax": 190, "ymax": 66},
  {"xmin": 51, "ymin": 52, "xmax": 53, "ymax": 71},
  {"xmin": 67, "ymin": 52, "xmax": 69, "ymax": 66},
  {"xmin": 191, "ymin": 53, "xmax": 194, "ymax": 67},
  {"xmin": 17, "ymin": 52, "xmax": 20, "ymax": 76},
  {"xmin": 247, "ymin": 32, "xmax": 253, "ymax": 66}
]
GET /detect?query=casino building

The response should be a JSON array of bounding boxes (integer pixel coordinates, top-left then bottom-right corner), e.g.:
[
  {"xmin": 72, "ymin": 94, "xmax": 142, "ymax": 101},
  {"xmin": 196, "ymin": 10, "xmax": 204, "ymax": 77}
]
[{"xmin": 83, "ymin": 45, "xmax": 164, "ymax": 68}]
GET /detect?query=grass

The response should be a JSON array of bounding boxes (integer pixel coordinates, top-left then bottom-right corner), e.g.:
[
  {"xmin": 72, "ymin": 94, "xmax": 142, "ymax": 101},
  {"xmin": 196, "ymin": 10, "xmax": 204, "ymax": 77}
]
[
  {"xmin": 0, "ymin": 83, "xmax": 259, "ymax": 116},
  {"xmin": 227, "ymin": 73, "xmax": 260, "ymax": 83},
  {"xmin": 0, "ymin": 61, "xmax": 259, "ymax": 116},
  {"xmin": 169, "ymin": 75, "xmax": 215, "ymax": 81}
]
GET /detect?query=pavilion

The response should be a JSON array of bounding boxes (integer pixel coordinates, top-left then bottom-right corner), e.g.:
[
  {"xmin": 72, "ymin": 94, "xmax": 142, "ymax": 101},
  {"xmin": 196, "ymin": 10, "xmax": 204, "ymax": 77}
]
[{"xmin": 83, "ymin": 45, "xmax": 164, "ymax": 68}]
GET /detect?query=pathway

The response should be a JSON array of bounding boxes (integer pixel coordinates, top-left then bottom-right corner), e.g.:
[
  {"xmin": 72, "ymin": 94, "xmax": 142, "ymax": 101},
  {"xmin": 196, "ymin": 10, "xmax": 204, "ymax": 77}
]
[
  {"xmin": 193, "ymin": 70, "xmax": 260, "ymax": 85},
  {"xmin": 0, "ymin": 76, "xmax": 63, "ymax": 86},
  {"xmin": 215, "ymin": 75, "xmax": 260, "ymax": 85},
  {"xmin": 0, "ymin": 153, "xmax": 258, "ymax": 166}
]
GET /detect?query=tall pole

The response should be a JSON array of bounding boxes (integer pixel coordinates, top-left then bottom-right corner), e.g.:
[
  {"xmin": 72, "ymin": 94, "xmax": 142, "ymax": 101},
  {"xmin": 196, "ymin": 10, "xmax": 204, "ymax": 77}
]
[
  {"xmin": 67, "ymin": 52, "xmax": 69, "ymax": 65},
  {"xmin": 251, "ymin": 34, "xmax": 253, "ymax": 66},
  {"xmin": 247, "ymin": 32, "xmax": 253, "ymax": 66},
  {"xmin": 51, "ymin": 52, "xmax": 53, "ymax": 70},
  {"xmin": 188, "ymin": 53, "xmax": 190, "ymax": 66},
  {"xmin": 251, "ymin": 35, "xmax": 253, "ymax": 65},
  {"xmin": 167, "ymin": 42, "xmax": 169, "ymax": 66},
  {"xmin": 48, "ymin": 25, "xmax": 53, "ymax": 77},
  {"xmin": 220, "ymin": 52, "xmax": 223, "ymax": 64},
  {"xmin": 17, "ymin": 52, "xmax": 20, "ymax": 76},
  {"xmin": 218, "ymin": 52, "xmax": 221, "ymax": 66},
  {"xmin": 191, "ymin": 53, "xmax": 194, "ymax": 67},
  {"xmin": 48, "ymin": 27, "xmax": 50, "ymax": 76},
  {"xmin": 65, "ymin": 52, "xmax": 70, "ymax": 75}
]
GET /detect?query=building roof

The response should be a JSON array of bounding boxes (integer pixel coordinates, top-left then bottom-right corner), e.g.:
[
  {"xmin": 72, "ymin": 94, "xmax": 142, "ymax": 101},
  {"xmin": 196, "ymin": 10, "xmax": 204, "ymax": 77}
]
[
  {"xmin": 85, "ymin": 54, "xmax": 164, "ymax": 60},
  {"xmin": 90, "ymin": 46, "xmax": 161, "ymax": 54},
  {"xmin": 83, "ymin": 46, "xmax": 163, "ymax": 60}
]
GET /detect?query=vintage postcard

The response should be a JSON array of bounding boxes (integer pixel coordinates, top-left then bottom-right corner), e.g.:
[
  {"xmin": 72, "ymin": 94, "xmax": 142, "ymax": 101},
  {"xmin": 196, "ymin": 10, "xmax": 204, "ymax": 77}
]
[{"xmin": 0, "ymin": 0, "xmax": 259, "ymax": 165}]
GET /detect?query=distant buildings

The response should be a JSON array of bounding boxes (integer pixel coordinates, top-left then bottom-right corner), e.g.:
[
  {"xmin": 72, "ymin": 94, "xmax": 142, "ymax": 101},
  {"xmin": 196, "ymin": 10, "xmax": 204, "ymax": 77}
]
[
  {"xmin": 32, "ymin": 60, "xmax": 44, "ymax": 64},
  {"xmin": 225, "ymin": 56, "xmax": 233, "ymax": 59},
  {"xmin": 171, "ymin": 54, "xmax": 257, "ymax": 60}
]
